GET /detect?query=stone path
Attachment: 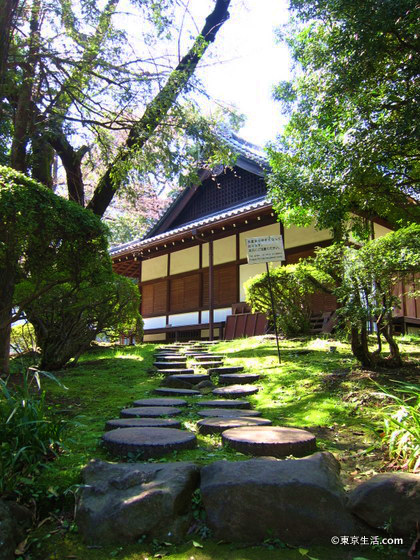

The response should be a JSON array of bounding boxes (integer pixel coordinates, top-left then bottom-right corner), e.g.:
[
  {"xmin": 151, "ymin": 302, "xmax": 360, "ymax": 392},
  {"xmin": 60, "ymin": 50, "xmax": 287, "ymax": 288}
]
[{"xmin": 101, "ymin": 341, "xmax": 317, "ymax": 460}]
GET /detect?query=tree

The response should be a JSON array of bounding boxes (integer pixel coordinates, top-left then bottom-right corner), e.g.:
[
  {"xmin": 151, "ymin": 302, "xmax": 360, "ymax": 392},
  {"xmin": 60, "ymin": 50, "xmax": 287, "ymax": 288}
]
[
  {"xmin": 0, "ymin": 166, "xmax": 108, "ymax": 374},
  {"xmin": 306, "ymin": 227, "xmax": 420, "ymax": 368},
  {"xmin": 2, "ymin": 0, "xmax": 234, "ymax": 218},
  {"xmin": 24, "ymin": 270, "xmax": 142, "ymax": 370},
  {"xmin": 268, "ymin": 0, "xmax": 420, "ymax": 238}
]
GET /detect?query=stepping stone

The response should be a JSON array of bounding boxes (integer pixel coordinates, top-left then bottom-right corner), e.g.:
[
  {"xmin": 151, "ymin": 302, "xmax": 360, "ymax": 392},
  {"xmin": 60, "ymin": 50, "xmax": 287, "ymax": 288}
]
[
  {"xmin": 153, "ymin": 362, "xmax": 188, "ymax": 369},
  {"xmin": 154, "ymin": 387, "xmax": 200, "ymax": 396},
  {"xmin": 155, "ymin": 368, "xmax": 195, "ymax": 375},
  {"xmin": 105, "ymin": 418, "xmax": 181, "ymax": 431},
  {"xmin": 165, "ymin": 373, "xmax": 210, "ymax": 385},
  {"xmin": 219, "ymin": 373, "xmax": 260, "ymax": 385},
  {"xmin": 197, "ymin": 417, "xmax": 272, "ymax": 435},
  {"xmin": 193, "ymin": 361, "xmax": 224, "ymax": 369},
  {"xmin": 208, "ymin": 366, "xmax": 244, "ymax": 375},
  {"xmin": 198, "ymin": 408, "xmax": 262, "ymax": 418},
  {"xmin": 221, "ymin": 426, "xmax": 317, "ymax": 458},
  {"xmin": 120, "ymin": 406, "xmax": 182, "ymax": 418},
  {"xmin": 194, "ymin": 355, "xmax": 223, "ymax": 362},
  {"xmin": 212, "ymin": 385, "xmax": 259, "ymax": 398},
  {"xmin": 197, "ymin": 399, "xmax": 251, "ymax": 409},
  {"xmin": 155, "ymin": 356, "xmax": 187, "ymax": 362},
  {"xmin": 102, "ymin": 427, "xmax": 197, "ymax": 458},
  {"xmin": 133, "ymin": 398, "xmax": 187, "ymax": 407}
]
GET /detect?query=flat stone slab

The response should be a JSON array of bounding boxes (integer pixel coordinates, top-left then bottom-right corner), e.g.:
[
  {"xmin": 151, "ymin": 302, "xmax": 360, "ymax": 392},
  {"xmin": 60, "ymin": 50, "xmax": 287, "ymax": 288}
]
[
  {"xmin": 198, "ymin": 408, "xmax": 262, "ymax": 418},
  {"xmin": 102, "ymin": 428, "xmax": 197, "ymax": 459},
  {"xmin": 133, "ymin": 398, "xmax": 187, "ymax": 407},
  {"xmin": 120, "ymin": 406, "xmax": 182, "ymax": 418},
  {"xmin": 197, "ymin": 399, "xmax": 251, "ymax": 409},
  {"xmin": 105, "ymin": 418, "xmax": 181, "ymax": 431},
  {"xmin": 194, "ymin": 355, "xmax": 224, "ymax": 361},
  {"xmin": 166, "ymin": 374, "xmax": 210, "ymax": 385},
  {"xmin": 154, "ymin": 362, "xmax": 188, "ymax": 369},
  {"xmin": 222, "ymin": 426, "xmax": 317, "ymax": 458},
  {"xmin": 219, "ymin": 373, "xmax": 260, "ymax": 385},
  {"xmin": 155, "ymin": 355, "xmax": 186, "ymax": 362},
  {"xmin": 208, "ymin": 366, "xmax": 244, "ymax": 374},
  {"xmin": 212, "ymin": 384, "xmax": 259, "ymax": 398},
  {"xmin": 155, "ymin": 387, "xmax": 200, "ymax": 396},
  {"xmin": 193, "ymin": 361, "xmax": 225, "ymax": 369},
  {"xmin": 155, "ymin": 368, "xmax": 195, "ymax": 375},
  {"xmin": 197, "ymin": 417, "xmax": 272, "ymax": 435}
]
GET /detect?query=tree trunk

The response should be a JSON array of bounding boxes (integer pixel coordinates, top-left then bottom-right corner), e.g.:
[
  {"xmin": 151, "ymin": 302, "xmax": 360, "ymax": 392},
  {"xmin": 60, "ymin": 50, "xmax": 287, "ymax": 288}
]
[
  {"xmin": 10, "ymin": 0, "xmax": 41, "ymax": 172},
  {"xmin": 380, "ymin": 321, "xmax": 403, "ymax": 368},
  {"xmin": 87, "ymin": 0, "xmax": 231, "ymax": 217},
  {"xmin": 0, "ymin": 269, "xmax": 15, "ymax": 376},
  {"xmin": 31, "ymin": 132, "xmax": 55, "ymax": 189},
  {"xmin": 350, "ymin": 324, "xmax": 376, "ymax": 369},
  {"xmin": 0, "ymin": 0, "xmax": 19, "ymax": 105},
  {"xmin": 48, "ymin": 133, "xmax": 87, "ymax": 204}
]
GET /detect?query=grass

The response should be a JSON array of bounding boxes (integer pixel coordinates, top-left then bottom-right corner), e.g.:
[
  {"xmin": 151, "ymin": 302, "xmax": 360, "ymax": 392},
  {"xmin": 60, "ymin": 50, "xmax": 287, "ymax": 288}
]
[{"xmin": 9, "ymin": 334, "xmax": 419, "ymax": 559}]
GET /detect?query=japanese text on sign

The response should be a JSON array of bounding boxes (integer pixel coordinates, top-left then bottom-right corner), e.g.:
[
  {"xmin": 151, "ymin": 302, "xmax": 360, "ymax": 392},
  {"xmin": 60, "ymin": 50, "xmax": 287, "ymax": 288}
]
[{"xmin": 246, "ymin": 235, "xmax": 285, "ymax": 264}]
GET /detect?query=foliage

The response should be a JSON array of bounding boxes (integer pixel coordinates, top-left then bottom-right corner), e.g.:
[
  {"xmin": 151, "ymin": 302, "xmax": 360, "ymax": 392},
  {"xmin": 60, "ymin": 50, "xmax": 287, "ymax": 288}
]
[
  {"xmin": 10, "ymin": 322, "xmax": 37, "ymax": 355},
  {"xmin": 268, "ymin": 0, "xmax": 420, "ymax": 237},
  {"xmin": 375, "ymin": 381, "xmax": 420, "ymax": 472},
  {"xmin": 0, "ymin": 165, "xmax": 108, "ymax": 373},
  {"xmin": 1, "ymin": 0, "xmax": 236, "ymax": 218},
  {"xmin": 305, "ymin": 226, "xmax": 420, "ymax": 367},
  {"xmin": 244, "ymin": 264, "xmax": 332, "ymax": 336},
  {"xmin": 0, "ymin": 368, "xmax": 68, "ymax": 497},
  {"xmin": 24, "ymin": 268, "xmax": 142, "ymax": 370}
]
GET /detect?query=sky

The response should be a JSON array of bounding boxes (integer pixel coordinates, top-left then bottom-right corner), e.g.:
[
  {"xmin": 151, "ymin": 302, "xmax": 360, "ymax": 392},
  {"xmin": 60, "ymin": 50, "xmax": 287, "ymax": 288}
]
[{"xmin": 195, "ymin": 0, "xmax": 292, "ymax": 147}]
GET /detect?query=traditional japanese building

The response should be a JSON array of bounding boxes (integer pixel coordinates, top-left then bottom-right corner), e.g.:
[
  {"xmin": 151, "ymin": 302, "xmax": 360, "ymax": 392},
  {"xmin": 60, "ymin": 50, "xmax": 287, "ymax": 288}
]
[{"xmin": 111, "ymin": 132, "xmax": 417, "ymax": 342}]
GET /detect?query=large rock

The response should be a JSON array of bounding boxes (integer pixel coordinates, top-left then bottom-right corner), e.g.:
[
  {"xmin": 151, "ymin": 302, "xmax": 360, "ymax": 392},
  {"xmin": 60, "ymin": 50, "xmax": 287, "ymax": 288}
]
[
  {"xmin": 200, "ymin": 452, "xmax": 356, "ymax": 545},
  {"xmin": 0, "ymin": 500, "xmax": 32, "ymax": 560},
  {"xmin": 76, "ymin": 459, "xmax": 200, "ymax": 545},
  {"xmin": 348, "ymin": 473, "xmax": 420, "ymax": 537}
]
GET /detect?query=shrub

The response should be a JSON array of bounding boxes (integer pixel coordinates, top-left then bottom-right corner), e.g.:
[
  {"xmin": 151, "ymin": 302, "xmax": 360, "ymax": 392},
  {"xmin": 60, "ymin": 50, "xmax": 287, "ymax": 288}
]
[
  {"xmin": 0, "ymin": 369, "xmax": 68, "ymax": 497},
  {"xmin": 375, "ymin": 382, "xmax": 420, "ymax": 472}
]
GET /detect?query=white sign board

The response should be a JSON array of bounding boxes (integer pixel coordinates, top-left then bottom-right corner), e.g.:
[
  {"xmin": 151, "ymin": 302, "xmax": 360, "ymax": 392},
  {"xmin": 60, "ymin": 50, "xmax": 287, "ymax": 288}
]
[{"xmin": 246, "ymin": 235, "xmax": 285, "ymax": 264}]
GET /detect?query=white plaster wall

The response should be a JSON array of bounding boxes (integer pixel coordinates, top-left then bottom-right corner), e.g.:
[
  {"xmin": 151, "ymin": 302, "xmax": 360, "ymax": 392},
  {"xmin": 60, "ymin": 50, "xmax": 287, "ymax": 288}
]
[
  {"xmin": 143, "ymin": 316, "xmax": 166, "ymax": 329},
  {"xmin": 141, "ymin": 255, "xmax": 167, "ymax": 282},
  {"xmin": 168, "ymin": 312, "xmax": 199, "ymax": 326},
  {"xmin": 374, "ymin": 223, "xmax": 393, "ymax": 238},
  {"xmin": 143, "ymin": 333, "xmax": 166, "ymax": 342},
  {"xmin": 170, "ymin": 246, "xmax": 199, "ymax": 275},
  {"xmin": 202, "ymin": 235, "xmax": 236, "ymax": 267},
  {"xmin": 201, "ymin": 308, "xmax": 231, "ymax": 323},
  {"xmin": 239, "ymin": 262, "xmax": 267, "ymax": 302},
  {"xmin": 284, "ymin": 223, "xmax": 331, "ymax": 249}
]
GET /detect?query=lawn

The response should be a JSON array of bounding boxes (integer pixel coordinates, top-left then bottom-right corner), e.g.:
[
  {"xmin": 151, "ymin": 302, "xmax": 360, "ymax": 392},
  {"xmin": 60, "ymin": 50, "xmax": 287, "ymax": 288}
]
[{"xmin": 11, "ymin": 334, "xmax": 420, "ymax": 560}]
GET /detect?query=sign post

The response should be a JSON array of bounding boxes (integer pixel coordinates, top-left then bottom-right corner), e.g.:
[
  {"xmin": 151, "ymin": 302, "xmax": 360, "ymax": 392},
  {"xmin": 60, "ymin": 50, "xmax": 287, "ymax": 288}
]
[{"xmin": 246, "ymin": 235, "xmax": 285, "ymax": 364}]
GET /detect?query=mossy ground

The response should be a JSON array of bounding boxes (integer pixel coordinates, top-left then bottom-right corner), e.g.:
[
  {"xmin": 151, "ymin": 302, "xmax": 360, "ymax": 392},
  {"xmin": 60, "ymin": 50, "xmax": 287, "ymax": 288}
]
[{"xmin": 12, "ymin": 334, "xmax": 420, "ymax": 560}]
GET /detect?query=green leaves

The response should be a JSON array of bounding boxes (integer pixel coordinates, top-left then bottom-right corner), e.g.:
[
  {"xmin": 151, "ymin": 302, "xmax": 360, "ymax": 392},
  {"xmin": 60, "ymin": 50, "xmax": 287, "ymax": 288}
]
[{"xmin": 269, "ymin": 0, "xmax": 420, "ymax": 235}]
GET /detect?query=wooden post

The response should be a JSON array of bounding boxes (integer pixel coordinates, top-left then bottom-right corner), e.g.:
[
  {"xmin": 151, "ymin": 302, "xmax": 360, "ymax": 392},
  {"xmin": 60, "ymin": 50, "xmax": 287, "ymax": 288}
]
[{"xmin": 209, "ymin": 240, "xmax": 214, "ymax": 341}]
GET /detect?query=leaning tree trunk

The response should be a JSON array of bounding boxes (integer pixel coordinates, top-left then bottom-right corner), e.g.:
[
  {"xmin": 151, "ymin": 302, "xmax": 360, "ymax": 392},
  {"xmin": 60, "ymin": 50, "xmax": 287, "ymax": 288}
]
[
  {"xmin": 350, "ymin": 324, "xmax": 377, "ymax": 369},
  {"xmin": 380, "ymin": 320, "xmax": 403, "ymax": 368}
]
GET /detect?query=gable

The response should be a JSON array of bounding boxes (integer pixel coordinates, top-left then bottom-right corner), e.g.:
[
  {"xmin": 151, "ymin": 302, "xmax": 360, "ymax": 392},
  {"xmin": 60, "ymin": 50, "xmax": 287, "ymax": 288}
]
[{"xmin": 170, "ymin": 166, "xmax": 267, "ymax": 230}]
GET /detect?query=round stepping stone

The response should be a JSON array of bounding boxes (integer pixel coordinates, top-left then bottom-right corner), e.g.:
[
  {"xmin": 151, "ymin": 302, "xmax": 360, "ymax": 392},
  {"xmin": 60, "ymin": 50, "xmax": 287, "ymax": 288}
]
[
  {"xmin": 194, "ymin": 355, "xmax": 223, "ymax": 362},
  {"xmin": 221, "ymin": 426, "xmax": 317, "ymax": 458},
  {"xmin": 197, "ymin": 416, "xmax": 272, "ymax": 435},
  {"xmin": 133, "ymin": 398, "xmax": 187, "ymax": 407},
  {"xmin": 165, "ymin": 373, "xmax": 210, "ymax": 385},
  {"xmin": 154, "ymin": 387, "xmax": 200, "ymax": 396},
  {"xmin": 156, "ymin": 368, "xmax": 195, "ymax": 375},
  {"xmin": 120, "ymin": 406, "xmax": 182, "ymax": 418},
  {"xmin": 105, "ymin": 418, "xmax": 181, "ymax": 431},
  {"xmin": 193, "ymin": 361, "xmax": 224, "ymax": 369},
  {"xmin": 103, "ymin": 427, "xmax": 197, "ymax": 458},
  {"xmin": 219, "ymin": 373, "xmax": 260, "ymax": 385},
  {"xmin": 212, "ymin": 384, "xmax": 259, "ymax": 398},
  {"xmin": 208, "ymin": 366, "xmax": 244, "ymax": 374},
  {"xmin": 198, "ymin": 408, "xmax": 262, "ymax": 418},
  {"xmin": 197, "ymin": 399, "xmax": 251, "ymax": 409},
  {"xmin": 153, "ymin": 362, "xmax": 188, "ymax": 369}
]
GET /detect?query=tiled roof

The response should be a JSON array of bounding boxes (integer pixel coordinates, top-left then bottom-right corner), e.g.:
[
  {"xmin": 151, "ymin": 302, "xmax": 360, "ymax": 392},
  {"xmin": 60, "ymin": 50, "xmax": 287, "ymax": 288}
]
[
  {"xmin": 218, "ymin": 129, "xmax": 268, "ymax": 169},
  {"xmin": 110, "ymin": 196, "xmax": 271, "ymax": 256}
]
